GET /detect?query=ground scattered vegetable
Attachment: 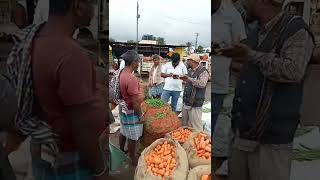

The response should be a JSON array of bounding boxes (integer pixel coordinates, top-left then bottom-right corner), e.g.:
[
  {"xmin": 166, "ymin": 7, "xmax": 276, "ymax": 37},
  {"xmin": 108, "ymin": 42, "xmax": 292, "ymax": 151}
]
[
  {"xmin": 291, "ymin": 144, "xmax": 320, "ymax": 161},
  {"xmin": 145, "ymin": 140, "xmax": 177, "ymax": 178},
  {"xmin": 294, "ymin": 127, "xmax": 314, "ymax": 137},
  {"xmin": 202, "ymin": 108, "xmax": 211, "ymax": 113},
  {"xmin": 194, "ymin": 133, "xmax": 211, "ymax": 160},
  {"xmin": 170, "ymin": 128, "xmax": 192, "ymax": 143}
]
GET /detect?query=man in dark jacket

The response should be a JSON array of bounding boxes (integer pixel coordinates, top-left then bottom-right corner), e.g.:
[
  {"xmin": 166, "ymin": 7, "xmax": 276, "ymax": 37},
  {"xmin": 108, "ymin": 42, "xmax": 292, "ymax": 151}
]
[
  {"xmin": 219, "ymin": 0, "xmax": 314, "ymax": 179},
  {"xmin": 180, "ymin": 54, "xmax": 209, "ymax": 131}
]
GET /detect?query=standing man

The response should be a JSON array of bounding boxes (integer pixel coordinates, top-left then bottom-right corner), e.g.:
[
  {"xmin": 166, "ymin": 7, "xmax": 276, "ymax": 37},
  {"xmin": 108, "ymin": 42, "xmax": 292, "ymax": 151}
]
[
  {"xmin": 6, "ymin": 0, "xmax": 109, "ymax": 179},
  {"xmin": 148, "ymin": 55, "xmax": 164, "ymax": 98},
  {"xmin": 118, "ymin": 50, "xmax": 144, "ymax": 166},
  {"xmin": 180, "ymin": 54, "xmax": 209, "ymax": 131},
  {"xmin": 212, "ymin": 0, "xmax": 247, "ymax": 134},
  {"xmin": 119, "ymin": 57, "xmax": 126, "ymax": 71},
  {"xmin": 219, "ymin": 0, "xmax": 314, "ymax": 179},
  {"xmin": 161, "ymin": 53, "xmax": 188, "ymax": 112}
]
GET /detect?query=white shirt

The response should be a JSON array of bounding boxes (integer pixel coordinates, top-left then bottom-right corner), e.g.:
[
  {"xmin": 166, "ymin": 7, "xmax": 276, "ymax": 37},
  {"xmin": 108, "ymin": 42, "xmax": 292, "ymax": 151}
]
[
  {"xmin": 212, "ymin": 0, "xmax": 247, "ymax": 94},
  {"xmin": 161, "ymin": 61, "xmax": 188, "ymax": 91},
  {"xmin": 153, "ymin": 65, "xmax": 158, "ymax": 83},
  {"xmin": 33, "ymin": 0, "xmax": 49, "ymax": 24},
  {"xmin": 119, "ymin": 60, "xmax": 125, "ymax": 70}
]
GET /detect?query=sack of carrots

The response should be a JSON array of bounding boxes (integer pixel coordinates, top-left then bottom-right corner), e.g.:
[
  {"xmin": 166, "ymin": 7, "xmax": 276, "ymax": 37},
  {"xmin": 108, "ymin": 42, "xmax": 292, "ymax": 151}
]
[
  {"xmin": 183, "ymin": 132, "xmax": 211, "ymax": 168},
  {"xmin": 165, "ymin": 126, "xmax": 196, "ymax": 144},
  {"xmin": 187, "ymin": 165, "xmax": 213, "ymax": 180},
  {"xmin": 134, "ymin": 138, "xmax": 189, "ymax": 180},
  {"xmin": 141, "ymin": 99, "xmax": 181, "ymax": 146}
]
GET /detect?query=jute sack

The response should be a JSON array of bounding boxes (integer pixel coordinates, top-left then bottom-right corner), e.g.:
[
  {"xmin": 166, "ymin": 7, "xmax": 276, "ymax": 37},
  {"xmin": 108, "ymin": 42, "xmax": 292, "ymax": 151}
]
[
  {"xmin": 183, "ymin": 132, "xmax": 211, "ymax": 169},
  {"xmin": 134, "ymin": 138, "xmax": 189, "ymax": 180},
  {"xmin": 187, "ymin": 165, "xmax": 211, "ymax": 180},
  {"xmin": 165, "ymin": 126, "xmax": 197, "ymax": 144}
]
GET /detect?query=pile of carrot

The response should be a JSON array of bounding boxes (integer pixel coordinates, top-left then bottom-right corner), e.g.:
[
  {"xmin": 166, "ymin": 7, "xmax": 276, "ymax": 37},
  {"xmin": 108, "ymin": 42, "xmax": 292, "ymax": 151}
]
[
  {"xmin": 145, "ymin": 141, "xmax": 177, "ymax": 178},
  {"xmin": 201, "ymin": 174, "xmax": 212, "ymax": 180},
  {"xmin": 194, "ymin": 133, "xmax": 211, "ymax": 160},
  {"xmin": 170, "ymin": 128, "xmax": 192, "ymax": 143}
]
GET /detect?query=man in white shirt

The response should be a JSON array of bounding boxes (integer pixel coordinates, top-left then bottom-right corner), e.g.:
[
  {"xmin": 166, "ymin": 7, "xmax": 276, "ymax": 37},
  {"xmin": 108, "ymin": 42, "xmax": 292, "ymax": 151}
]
[
  {"xmin": 119, "ymin": 58, "xmax": 125, "ymax": 71},
  {"xmin": 161, "ymin": 53, "xmax": 187, "ymax": 112},
  {"xmin": 212, "ymin": 0, "xmax": 247, "ymax": 134}
]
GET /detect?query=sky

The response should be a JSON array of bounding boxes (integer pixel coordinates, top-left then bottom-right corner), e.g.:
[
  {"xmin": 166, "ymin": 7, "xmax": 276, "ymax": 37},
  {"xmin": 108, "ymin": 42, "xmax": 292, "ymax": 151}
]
[{"xmin": 109, "ymin": 0, "xmax": 211, "ymax": 47}]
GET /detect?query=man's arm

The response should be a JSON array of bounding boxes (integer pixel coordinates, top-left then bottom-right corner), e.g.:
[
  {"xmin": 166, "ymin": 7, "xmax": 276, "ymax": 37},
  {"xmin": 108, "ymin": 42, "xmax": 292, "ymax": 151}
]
[
  {"xmin": 187, "ymin": 70, "xmax": 210, "ymax": 88},
  {"xmin": 127, "ymin": 78, "xmax": 143, "ymax": 117},
  {"xmin": 249, "ymin": 30, "xmax": 314, "ymax": 83},
  {"xmin": 58, "ymin": 52, "xmax": 107, "ymax": 178},
  {"xmin": 232, "ymin": 8, "xmax": 247, "ymax": 43}
]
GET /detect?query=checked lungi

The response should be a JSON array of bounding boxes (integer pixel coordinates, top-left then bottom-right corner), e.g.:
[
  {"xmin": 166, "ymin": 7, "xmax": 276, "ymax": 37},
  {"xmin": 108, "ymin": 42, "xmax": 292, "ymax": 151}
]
[
  {"xmin": 119, "ymin": 109, "xmax": 143, "ymax": 141},
  {"xmin": 30, "ymin": 141, "xmax": 110, "ymax": 180}
]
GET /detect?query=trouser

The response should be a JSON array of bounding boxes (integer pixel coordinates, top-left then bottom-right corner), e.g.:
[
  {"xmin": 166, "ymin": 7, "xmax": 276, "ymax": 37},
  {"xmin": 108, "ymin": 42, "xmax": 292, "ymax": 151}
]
[
  {"xmin": 212, "ymin": 93, "xmax": 226, "ymax": 133},
  {"xmin": 161, "ymin": 90, "xmax": 181, "ymax": 112},
  {"xmin": 228, "ymin": 139, "xmax": 292, "ymax": 180},
  {"xmin": 182, "ymin": 107, "xmax": 203, "ymax": 131}
]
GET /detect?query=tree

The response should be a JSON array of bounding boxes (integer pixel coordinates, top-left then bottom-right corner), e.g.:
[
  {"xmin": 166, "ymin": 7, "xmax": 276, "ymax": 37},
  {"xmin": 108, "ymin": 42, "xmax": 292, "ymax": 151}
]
[
  {"xmin": 127, "ymin": 40, "xmax": 135, "ymax": 43},
  {"xmin": 197, "ymin": 45, "xmax": 204, "ymax": 53},
  {"xmin": 109, "ymin": 38, "xmax": 116, "ymax": 42},
  {"xmin": 157, "ymin": 37, "xmax": 166, "ymax": 45}
]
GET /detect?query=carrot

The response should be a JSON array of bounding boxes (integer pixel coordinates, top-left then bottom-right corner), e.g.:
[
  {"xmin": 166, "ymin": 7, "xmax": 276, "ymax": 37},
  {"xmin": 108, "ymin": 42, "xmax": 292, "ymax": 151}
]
[
  {"xmin": 145, "ymin": 141, "xmax": 177, "ymax": 178},
  {"xmin": 201, "ymin": 175, "xmax": 209, "ymax": 180},
  {"xmin": 204, "ymin": 152, "xmax": 211, "ymax": 159},
  {"xmin": 205, "ymin": 146, "xmax": 211, "ymax": 152}
]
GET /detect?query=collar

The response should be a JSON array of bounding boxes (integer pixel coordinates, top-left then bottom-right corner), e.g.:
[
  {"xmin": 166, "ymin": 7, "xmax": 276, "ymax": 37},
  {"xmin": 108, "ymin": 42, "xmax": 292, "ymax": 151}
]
[
  {"xmin": 262, "ymin": 12, "xmax": 284, "ymax": 33},
  {"xmin": 192, "ymin": 64, "xmax": 200, "ymax": 72},
  {"xmin": 215, "ymin": 0, "xmax": 227, "ymax": 14}
]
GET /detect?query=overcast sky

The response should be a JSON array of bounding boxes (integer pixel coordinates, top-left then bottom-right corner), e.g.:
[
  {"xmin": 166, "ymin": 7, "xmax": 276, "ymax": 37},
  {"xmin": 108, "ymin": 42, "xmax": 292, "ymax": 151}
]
[{"xmin": 109, "ymin": 0, "xmax": 211, "ymax": 47}]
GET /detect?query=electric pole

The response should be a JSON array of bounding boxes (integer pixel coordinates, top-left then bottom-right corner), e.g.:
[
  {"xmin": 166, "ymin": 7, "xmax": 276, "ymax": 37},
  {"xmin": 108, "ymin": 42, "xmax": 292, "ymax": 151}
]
[
  {"xmin": 136, "ymin": 1, "xmax": 140, "ymax": 53},
  {"xmin": 195, "ymin": 33, "xmax": 199, "ymax": 53}
]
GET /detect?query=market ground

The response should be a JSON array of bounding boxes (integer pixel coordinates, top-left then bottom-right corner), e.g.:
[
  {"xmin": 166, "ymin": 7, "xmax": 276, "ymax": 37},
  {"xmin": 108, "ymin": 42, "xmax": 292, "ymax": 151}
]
[{"xmin": 108, "ymin": 79, "xmax": 211, "ymax": 178}]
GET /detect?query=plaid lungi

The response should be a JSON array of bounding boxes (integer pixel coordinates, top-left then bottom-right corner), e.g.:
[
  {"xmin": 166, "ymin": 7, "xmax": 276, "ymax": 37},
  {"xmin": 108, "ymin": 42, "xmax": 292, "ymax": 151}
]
[
  {"xmin": 119, "ymin": 110, "xmax": 143, "ymax": 141},
  {"xmin": 148, "ymin": 83, "xmax": 164, "ymax": 97}
]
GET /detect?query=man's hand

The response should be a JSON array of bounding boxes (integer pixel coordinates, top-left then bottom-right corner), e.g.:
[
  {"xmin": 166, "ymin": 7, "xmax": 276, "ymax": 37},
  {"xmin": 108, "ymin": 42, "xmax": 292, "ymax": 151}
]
[
  {"xmin": 179, "ymin": 75, "xmax": 189, "ymax": 82},
  {"xmin": 139, "ymin": 114, "xmax": 146, "ymax": 123},
  {"xmin": 219, "ymin": 43, "xmax": 252, "ymax": 58}
]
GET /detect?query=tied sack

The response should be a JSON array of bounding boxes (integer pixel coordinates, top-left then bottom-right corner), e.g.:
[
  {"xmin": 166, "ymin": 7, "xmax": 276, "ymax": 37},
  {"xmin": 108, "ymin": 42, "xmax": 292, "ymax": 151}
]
[
  {"xmin": 165, "ymin": 126, "xmax": 197, "ymax": 144},
  {"xmin": 134, "ymin": 138, "xmax": 189, "ymax": 180},
  {"xmin": 183, "ymin": 132, "xmax": 211, "ymax": 169},
  {"xmin": 187, "ymin": 165, "xmax": 212, "ymax": 180}
]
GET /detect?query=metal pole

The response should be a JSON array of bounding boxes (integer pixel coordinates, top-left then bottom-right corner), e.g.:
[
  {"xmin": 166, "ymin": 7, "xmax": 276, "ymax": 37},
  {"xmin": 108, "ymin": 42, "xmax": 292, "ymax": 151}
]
[
  {"xmin": 136, "ymin": 1, "xmax": 139, "ymax": 53},
  {"xmin": 195, "ymin": 33, "xmax": 199, "ymax": 53}
]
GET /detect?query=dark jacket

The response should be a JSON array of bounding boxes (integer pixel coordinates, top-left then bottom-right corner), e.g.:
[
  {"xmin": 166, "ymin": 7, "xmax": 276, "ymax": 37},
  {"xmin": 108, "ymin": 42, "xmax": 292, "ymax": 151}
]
[
  {"xmin": 183, "ymin": 65, "xmax": 208, "ymax": 107},
  {"xmin": 232, "ymin": 15, "xmax": 314, "ymax": 144}
]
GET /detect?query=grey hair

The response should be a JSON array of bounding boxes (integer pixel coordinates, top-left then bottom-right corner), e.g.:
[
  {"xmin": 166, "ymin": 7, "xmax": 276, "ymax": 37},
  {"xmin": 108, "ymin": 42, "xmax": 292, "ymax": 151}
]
[
  {"xmin": 121, "ymin": 50, "xmax": 140, "ymax": 66},
  {"xmin": 152, "ymin": 54, "xmax": 161, "ymax": 61}
]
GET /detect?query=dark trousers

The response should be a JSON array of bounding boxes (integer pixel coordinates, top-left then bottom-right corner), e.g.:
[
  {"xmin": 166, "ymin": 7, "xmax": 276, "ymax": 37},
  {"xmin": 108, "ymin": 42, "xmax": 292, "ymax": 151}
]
[{"xmin": 212, "ymin": 93, "xmax": 226, "ymax": 133}]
